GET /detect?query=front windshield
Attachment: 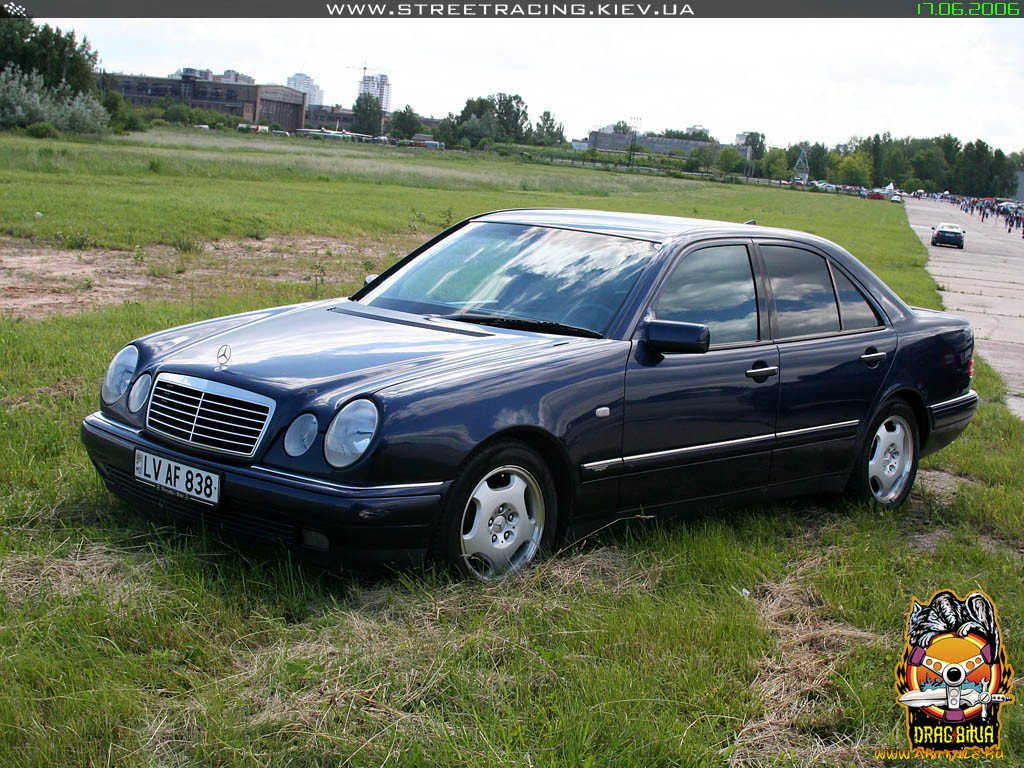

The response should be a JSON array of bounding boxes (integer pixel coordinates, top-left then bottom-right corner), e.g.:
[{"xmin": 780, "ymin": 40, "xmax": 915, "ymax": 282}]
[{"xmin": 360, "ymin": 222, "xmax": 656, "ymax": 336}]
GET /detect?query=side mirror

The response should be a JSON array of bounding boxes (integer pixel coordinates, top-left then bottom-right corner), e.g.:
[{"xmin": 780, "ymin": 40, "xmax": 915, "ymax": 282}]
[
  {"xmin": 364, "ymin": 274, "xmax": 379, "ymax": 286},
  {"xmin": 645, "ymin": 320, "xmax": 710, "ymax": 354}
]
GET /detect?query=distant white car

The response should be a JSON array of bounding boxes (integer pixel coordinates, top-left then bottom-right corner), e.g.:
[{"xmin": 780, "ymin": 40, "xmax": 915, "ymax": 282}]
[{"xmin": 890, "ymin": 194, "xmax": 903, "ymax": 203}]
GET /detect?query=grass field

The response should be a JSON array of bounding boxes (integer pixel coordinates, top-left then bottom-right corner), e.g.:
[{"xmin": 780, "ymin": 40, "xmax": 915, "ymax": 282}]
[{"xmin": 1, "ymin": 129, "xmax": 1021, "ymax": 767}]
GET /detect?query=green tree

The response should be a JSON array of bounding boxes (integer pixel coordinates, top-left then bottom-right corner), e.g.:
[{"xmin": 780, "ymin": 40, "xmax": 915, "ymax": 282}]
[
  {"xmin": 837, "ymin": 153, "xmax": 872, "ymax": 187},
  {"xmin": 459, "ymin": 96, "xmax": 494, "ymax": 123},
  {"xmin": 935, "ymin": 133, "xmax": 962, "ymax": 167},
  {"xmin": 493, "ymin": 93, "xmax": 529, "ymax": 143},
  {"xmin": 716, "ymin": 146, "xmax": 743, "ymax": 174},
  {"xmin": 390, "ymin": 104, "xmax": 423, "ymax": 139},
  {"xmin": 991, "ymin": 149, "xmax": 1017, "ymax": 197},
  {"xmin": 435, "ymin": 114, "xmax": 461, "ymax": 146},
  {"xmin": 743, "ymin": 132, "xmax": 766, "ymax": 163},
  {"xmin": 0, "ymin": 18, "xmax": 97, "ymax": 95},
  {"xmin": 762, "ymin": 148, "xmax": 790, "ymax": 180},
  {"xmin": 533, "ymin": 110, "xmax": 564, "ymax": 146},
  {"xmin": 351, "ymin": 92, "xmax": 382, "ymax": 135},
  {"xmin": 911, "ymin": 145, "xmax": 949, "ymax": 190},
  {"xmin": 807, "ymin": 143, "xmax": 828, "ymax": 180},
  {"xmin": 612, "ymin": 120, "xmax": 631, "ymax": 135},
  {"xmin": 880, "ymin": 145, "xmax": 908, "ymax": 187}
]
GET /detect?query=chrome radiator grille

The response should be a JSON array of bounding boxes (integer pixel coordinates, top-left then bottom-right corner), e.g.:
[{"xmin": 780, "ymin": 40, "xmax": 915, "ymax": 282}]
[{"xmin": 146, "ymin": 373, "xmax": 275, "ymax": 457}]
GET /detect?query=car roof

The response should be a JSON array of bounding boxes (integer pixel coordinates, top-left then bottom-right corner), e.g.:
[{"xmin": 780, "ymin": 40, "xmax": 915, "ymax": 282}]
[
  {"xmin": 472, "ymin": 208, "xmax": 832, "ymax": 246},
  {"xmin": 937, "ymin": 223, "xmax": 960, "ymax": 229}
]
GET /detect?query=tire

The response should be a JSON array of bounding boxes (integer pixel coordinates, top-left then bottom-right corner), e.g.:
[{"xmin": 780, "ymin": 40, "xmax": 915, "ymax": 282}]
[
  {"xmin": 930, "ymin": 238, "xmax": 937, "ymax": 246},
  {"xmin": 847, "ymin": 400, "xmax": 919, "ymax": 508},
  {"xmin": 435, "ymin": 440, "xmax": 558, "ymax": 581}
]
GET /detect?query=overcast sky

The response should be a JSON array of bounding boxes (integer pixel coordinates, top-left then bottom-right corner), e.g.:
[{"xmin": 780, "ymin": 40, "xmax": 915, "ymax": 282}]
[{"xmin": 41, "ymin": 18, "xmax": 1024, "ymax": 152}]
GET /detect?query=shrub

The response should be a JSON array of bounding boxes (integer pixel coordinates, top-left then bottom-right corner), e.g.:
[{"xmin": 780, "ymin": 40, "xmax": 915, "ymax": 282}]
[
  {"xmin": 26, "ymin": 121, "xmax": 60, "ymax": 139},
  {"xmin": 0, "ymin": 64, "xmax": 108, "ymax": 133}
]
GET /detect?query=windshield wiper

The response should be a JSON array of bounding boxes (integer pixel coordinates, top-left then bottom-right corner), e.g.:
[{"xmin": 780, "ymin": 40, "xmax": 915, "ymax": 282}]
[{"xmin": 434, "ymin": 313, "xmax": 603, "ymax": 339}]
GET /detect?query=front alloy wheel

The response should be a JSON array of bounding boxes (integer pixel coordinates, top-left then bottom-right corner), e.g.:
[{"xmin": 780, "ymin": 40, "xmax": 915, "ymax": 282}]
[{"xmin": 439, "ymin": 441, "xmax": 557, "ymax": 581}]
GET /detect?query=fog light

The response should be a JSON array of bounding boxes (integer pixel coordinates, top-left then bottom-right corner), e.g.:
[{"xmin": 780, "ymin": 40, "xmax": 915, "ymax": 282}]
[{"xmin": 301, "ymin": 528, "xmax": 329, "ymax": 552}]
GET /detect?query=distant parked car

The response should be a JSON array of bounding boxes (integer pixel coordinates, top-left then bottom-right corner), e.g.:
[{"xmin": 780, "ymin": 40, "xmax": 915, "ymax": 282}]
[
  {"xmin": 82, "ymin": 209, "xmax": 978, "ymax": 580},
  {"xmin": 272, "ymin": 130, "xmax": 290, "ymax": 137},
  {"xmin": 891, "ymin": 194, "xmax": 904, "ymax": 203},
  {"xmin": 931, "ymin": 223, "xmax": 965, "ymax": 249}
]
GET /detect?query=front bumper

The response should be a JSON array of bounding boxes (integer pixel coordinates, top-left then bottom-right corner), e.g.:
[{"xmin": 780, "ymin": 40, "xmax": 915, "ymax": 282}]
[
  {"xmin": 922, "ymin": 390, "xmax": 979, "ymax": 458},
  {"xmin": 81, "ymin": 412, "xmax": 449, "ymax": 569}
]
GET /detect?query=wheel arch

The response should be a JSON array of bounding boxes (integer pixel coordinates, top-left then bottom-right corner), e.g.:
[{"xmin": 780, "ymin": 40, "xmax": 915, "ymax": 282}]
[
  {"xmin": 477, "ymin": 426, "xmax": 575, "ymax": 541},
  {"xmin": 885, "ymin": 387, "xmax": 931, "ymax": 448}
]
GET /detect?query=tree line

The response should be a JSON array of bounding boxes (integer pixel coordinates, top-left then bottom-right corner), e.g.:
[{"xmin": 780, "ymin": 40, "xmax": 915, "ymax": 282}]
[{"xmin": 749, "ymin": 132, "xmax": 1019, "ymax": 197}]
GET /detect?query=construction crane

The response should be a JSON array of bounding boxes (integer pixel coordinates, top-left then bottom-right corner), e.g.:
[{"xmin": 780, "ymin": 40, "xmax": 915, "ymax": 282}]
[{"xmin": 345, "ymin": 63, "xmax": 393, "ymax": 79}]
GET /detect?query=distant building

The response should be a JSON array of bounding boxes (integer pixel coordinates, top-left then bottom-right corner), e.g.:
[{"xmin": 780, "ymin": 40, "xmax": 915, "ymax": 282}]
[
  {"xmin": 109, "ymin": 71, "xmax": 306, "ymax": 131},
  {"xmin": 687, "ymin": 124, "xmax": 708, "ymax": 136},
  {"xmin": 169, "ymin": 67, "xmax": 255, "ymax": 85},
  {"xmin": 306, "ymin": 105, "xmax": 355, "ymax": 131},
  {"xmin": 571, "ymin": 140, "xmax": 590, "ymax": 151},
  {"xmin": 358, "ymin": 74, "xmax": 391, "ymax": 113},
  {"xmin": 214, "ymin": 69, "xmax": 255, "ymax": 84},
  {"xmin": 588, "ymin": 130, "xmax": 748, "ymax": 159},
  {"xmin": 287, "ymin": 73, "xmax": 324, "ymax": 107}
]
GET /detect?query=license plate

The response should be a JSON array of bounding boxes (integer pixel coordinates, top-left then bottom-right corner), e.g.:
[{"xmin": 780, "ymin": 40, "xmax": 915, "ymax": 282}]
[{"xmin": 134, "ymin": 449, "xmax": 220, "ymax": 505}]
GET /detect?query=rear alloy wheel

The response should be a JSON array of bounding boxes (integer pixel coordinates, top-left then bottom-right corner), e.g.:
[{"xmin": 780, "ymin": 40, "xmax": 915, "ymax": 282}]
[
  {"xmin": 439, "ymin": 441, "xmax": 557, "ymax": 581},
  {"xmin": 849, "ymin": 400, "xmax": 919, "ymax": 508}
]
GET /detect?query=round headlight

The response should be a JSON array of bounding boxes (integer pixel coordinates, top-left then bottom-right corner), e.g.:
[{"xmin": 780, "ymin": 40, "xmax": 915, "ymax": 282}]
[
  {"xmin": 127, "ymin": 372, "xmax": 152, "ymax": 413},
  {"xmin": 324, "ymin": 399, "xmax": 379, "ymax": 468},
  {"xmin": 101, "ymin": 346, "xmax": 139, "ymax": 404},
  {"xmin": 284, "ymin": 413, "xmax": 319, "ymax": 457}
]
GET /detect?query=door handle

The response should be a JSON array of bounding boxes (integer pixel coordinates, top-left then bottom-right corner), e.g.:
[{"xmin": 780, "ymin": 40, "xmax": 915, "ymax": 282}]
[
  {"xmin": 860, "ymin": 350, "xmax": 887, "ymax": 365},
  {"xmin": 745, "ymin": 365, "xmax": 779, "ymax": 379}
]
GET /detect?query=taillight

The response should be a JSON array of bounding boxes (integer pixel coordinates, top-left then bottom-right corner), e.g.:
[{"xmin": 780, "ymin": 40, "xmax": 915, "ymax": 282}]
[{"xmin": 969, "ymin": 355, "xmax": 975, "ymax": 381}]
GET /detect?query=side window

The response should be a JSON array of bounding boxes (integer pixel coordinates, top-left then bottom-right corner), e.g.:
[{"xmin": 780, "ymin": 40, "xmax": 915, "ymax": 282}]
[
  {"xmin": 833, "ymin": 270, "xmax": 881, "ymax": 330},
  {"xmin": 761, "ymin": 245, "xmax": 840, "ymax": 338},
  {"xmin": 654, "ymin": 244, "xmax": 759, "ymax": 345}
]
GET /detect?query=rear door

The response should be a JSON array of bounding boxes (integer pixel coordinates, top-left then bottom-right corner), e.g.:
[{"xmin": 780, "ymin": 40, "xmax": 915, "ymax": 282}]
[
  {"xmin": 757, "ymin": 242, "xmax": 896, "ymax": 487},
  {"xmin": 619, "ymin": 241, "xmax": 779, "ymax": 512}
]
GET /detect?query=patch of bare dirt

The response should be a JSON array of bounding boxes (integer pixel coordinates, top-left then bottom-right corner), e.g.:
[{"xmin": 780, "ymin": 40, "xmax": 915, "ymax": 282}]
[
  {"xmin": 728, "ymin": 554, "xmax": 884, "ymax": 767},
  {"xmin": 1, "ymin": 376, "xmax": 86, "ymax": 410},
  {"xmin": 0, "ymin": 543, "xmax": 159, "ymax": 612},
  {"xmin": 0, "ymin": 233, "xmax": 420, "ymax": 319},
  {"xmin": 913, "ymin": 469, "xmax": 977, "ymax": 508}
]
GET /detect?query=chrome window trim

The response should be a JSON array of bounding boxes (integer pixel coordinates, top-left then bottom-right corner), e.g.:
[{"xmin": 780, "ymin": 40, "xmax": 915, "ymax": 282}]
[
  {"xmin": 582, "ymin": 419, "xmax": 861, "ymax": 470},
  {"xmin": 250, "ymin": 465, "xmax": 445, "ymax": 493},
  {"xmin": 146, "ymin": 372, "xmax": 277, "ymax": 459},
  {"xmin": 929, "ymin": 390, "xmax": 978, "ymax": 411}
]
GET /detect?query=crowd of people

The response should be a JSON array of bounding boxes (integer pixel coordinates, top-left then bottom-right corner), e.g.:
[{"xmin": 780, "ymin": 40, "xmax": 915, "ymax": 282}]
[{"xmin": 958, "ymin": 198, "xmax": 1024, "ymax": 239}]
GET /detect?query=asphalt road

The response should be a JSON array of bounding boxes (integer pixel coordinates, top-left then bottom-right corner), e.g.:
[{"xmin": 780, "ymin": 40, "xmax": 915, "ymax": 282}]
[{"xmin": 903, "ymin": 196, "xmax": 1024, "ymax": 419}]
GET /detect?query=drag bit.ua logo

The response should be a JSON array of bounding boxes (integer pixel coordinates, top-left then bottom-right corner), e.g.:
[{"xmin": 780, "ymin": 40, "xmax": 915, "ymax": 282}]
[{"xmin": 895, "ymin": 590, "xmax": 1014, "ymax": 750}]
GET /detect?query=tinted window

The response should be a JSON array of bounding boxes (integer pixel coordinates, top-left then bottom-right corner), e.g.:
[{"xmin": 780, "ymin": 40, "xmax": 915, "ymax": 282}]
[
  {"xmin": 654, "ymin": 245, "xmax": 759, "ymax": 345},
  {"xmin": 761, "ymin": 245, "xmax": 840, "ymax": 338},
  {"xmin": 362, "ymin": 222, "xmax": 655, "ymax": 335},
  {"xmin": 833, "ymin": 270, "xmax": 881, "ymax": 330}
]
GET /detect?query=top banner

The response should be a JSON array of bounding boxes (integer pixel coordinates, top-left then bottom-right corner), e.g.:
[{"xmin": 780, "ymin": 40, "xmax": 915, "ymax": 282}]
[{"xmin": 12, "ymin": 0, "xmax": 1024, "ymax": 17}]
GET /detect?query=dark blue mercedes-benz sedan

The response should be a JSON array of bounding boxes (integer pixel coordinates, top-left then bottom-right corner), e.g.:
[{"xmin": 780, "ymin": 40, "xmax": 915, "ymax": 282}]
[{"xmin": 82, "ymin": 209, "xmax": 978, "ymax": 580}]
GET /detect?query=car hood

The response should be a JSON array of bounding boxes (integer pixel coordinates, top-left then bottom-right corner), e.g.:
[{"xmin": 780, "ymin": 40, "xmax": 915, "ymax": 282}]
[{"xmin": 141, "ymin": 300, "xmax": 553, "ymax": 405}]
